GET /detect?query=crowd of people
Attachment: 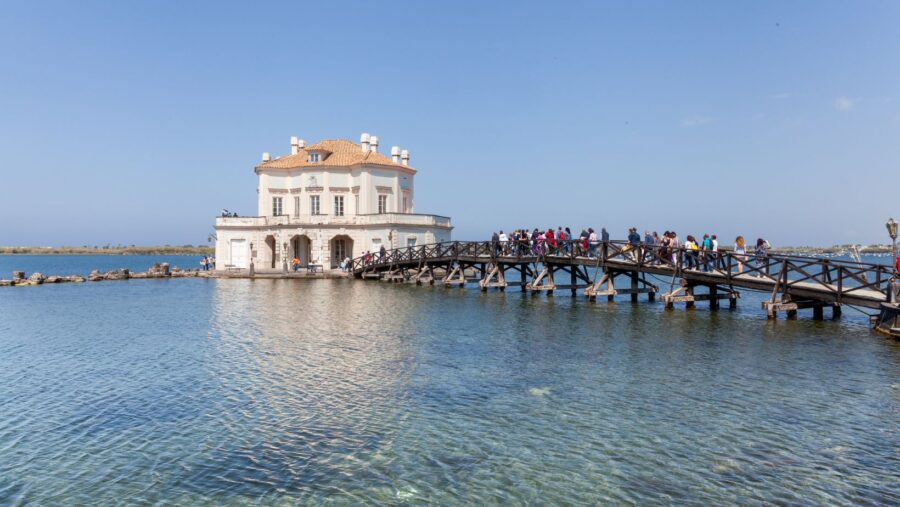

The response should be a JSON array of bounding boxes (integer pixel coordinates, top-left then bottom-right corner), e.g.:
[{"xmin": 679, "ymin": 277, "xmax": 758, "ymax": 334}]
[
  {"xmin": 486, "ymin": 227, "xmax": 773, "ymax": 275},
  {"xmin": 220, "ymin": 209, "xmax": 240, "ymax": 218},
  {"xmin": 489, "ymin": 227, "xmax": 612, "ymax": 257},
  {"xmin": 359, "ymin": 245, "xmax": 389, "ymax": 268},
  {"xmin": 200, "ymin": 255, "xmax": 215, "ymax": 271}
]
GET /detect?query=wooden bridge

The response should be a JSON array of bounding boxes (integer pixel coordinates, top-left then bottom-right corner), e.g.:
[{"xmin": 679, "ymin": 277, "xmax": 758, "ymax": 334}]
[{"xmin": 351, "ymin": 240, "xmax": 899, "ymax": 328}]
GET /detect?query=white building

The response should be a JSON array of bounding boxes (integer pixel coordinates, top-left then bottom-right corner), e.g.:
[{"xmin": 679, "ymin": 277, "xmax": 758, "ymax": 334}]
[{"xmin": 214, "ymin": 133, "xmax": 453, "ymax": 272}]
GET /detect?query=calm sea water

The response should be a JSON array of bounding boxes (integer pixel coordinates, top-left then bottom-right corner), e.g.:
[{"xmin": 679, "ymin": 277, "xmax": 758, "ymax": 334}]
[{"xmin": 0, "ymin": 255, "xmax": 898, "ymax": 505}]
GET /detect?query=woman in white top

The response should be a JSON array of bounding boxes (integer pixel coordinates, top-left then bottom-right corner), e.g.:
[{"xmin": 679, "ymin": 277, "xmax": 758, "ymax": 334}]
[{"xmin": 734, "ymin": 236, "xmax": 746, "ymax": 274}]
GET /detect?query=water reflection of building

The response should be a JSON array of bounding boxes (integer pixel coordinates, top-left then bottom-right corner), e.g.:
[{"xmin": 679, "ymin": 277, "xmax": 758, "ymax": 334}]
[
  {"xmin": 209, "ymin": 280, "xmax": 418, "ymax": 432},
  {"xmin": 214, "ymin": 134, "xmax": 453, "ymax": 272}
]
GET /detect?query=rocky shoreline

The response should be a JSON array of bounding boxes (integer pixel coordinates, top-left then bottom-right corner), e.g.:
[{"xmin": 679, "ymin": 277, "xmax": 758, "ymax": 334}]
[
  {"xmin": 0, "ymin": 263, "xmax": 213, "ymax": 287},
  {"xmin": 0, "ymin": 262, "xmax": 349, "ymax": 287}
]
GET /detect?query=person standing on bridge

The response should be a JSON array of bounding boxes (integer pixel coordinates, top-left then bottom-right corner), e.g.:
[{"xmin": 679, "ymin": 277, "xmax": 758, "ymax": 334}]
[
  {"xmin": 684, "ymin": 235, "xmax": 700, "ymax": 270},
  {"xmin": 546, "ymin": 228, "xmax": 557, "ymax": 254},
  {"xmin": 710, "ymin": 235, "xmax": 719, "ymax": 271},
  {"xmin": 671, "ymin": 232, "xmax": 680, "ymax": 264},
  {"xmin": 658, "ymin": 232, "xmax": 670, "ymax": 265},
  {"xmin": 627, "ymin": 228, "xmax": 641, "ymax": 261},
  {"xmin": 734, "ymin": 236, "xmax": 746, "ymax": 274},
  {"xmin": 588, "ymin": 228, "xmax": 599, "ymax": 257},
  {"xmin": 601, "ymin": 227, "xmax": 610, "ymax": 251},
  {"xmin": 491, "ymin": 231, "xmax": 500, "ymax": 256},
  {"xmin": 379, "ymin": 244, "xmax": 387, "ymax": 262},
  {"xmin": 498, "ymin": 230, "xmax": 508, "ymax": 255},
  {"xmin": 700, "ymin": 234, "xmax": 712, "ymax": 272},
  {"xmin": 754, "ymin": 238, "xmax": 769, "ymax": 277}
]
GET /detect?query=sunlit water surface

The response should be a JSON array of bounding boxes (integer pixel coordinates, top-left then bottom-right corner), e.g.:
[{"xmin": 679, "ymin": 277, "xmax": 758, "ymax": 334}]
[{"xmin": 0, "ymin": 256, "xmax": 898, "ymax": 505}]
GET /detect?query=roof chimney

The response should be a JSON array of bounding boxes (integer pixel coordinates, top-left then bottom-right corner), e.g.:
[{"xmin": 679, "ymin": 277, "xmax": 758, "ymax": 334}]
[
  {"xmin": 297, "ymin": 139, "xmax": 306, "ymax": 149},
  {"xmin": 262, "ymin": 152, "xmax": 271, "ymax": 162},
  {"xmin": 290, "ymin": 136, "xmax": 299, "ymax": 155},
  {"xmin": 360, "ymin": 133, "xmax": 370, "ymax": 153},
  {"xmin": 400, "ymin": 149, "xmax": 409, "ymax": 166},
  {"xmin": 391, "ymin": 146, "xmax": 400, "ymax": 163},
  {"xmin": 369, "ymin": 135, "xmax": 379, "ymax": 153}
]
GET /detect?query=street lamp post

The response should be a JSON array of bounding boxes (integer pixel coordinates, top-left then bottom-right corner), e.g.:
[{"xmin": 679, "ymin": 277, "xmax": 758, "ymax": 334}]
[
  {"xmin": 887, "ymin": 218, "xmax": 898, "ymax": 303},
  {"xmin": 888, "ymin": 218, "xmax": 898, "ymax": 270}
]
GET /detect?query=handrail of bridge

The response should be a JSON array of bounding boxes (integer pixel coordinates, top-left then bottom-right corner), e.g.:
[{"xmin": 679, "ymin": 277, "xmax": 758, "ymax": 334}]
[{"xmin": 350, "ymin": 240, "xmax": 893, "ymax": 302}]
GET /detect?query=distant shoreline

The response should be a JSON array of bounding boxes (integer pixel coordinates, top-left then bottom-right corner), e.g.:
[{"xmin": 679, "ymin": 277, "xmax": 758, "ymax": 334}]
[
  {"xmin": 0, "ymin": 246, "xmax": 214, "ymax": 256},
  {"xmin": 771, "ymin": 244, "xmax": 893, "ymax": 255}
]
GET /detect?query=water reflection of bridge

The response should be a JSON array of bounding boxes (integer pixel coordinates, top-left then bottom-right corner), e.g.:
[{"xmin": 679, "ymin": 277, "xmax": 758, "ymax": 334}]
[{"xmin": 351, "ymin": 240, "xmax": 899, "ymax": 336}]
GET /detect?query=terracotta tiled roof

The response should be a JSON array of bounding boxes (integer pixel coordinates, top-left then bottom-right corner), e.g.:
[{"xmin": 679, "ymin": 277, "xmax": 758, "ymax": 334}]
[{"xmin": 256, "ymin": 139, "xmax": 415, "ymax": 172}]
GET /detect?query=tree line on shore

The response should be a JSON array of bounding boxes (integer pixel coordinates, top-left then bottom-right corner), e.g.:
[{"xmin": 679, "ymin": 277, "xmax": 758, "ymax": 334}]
[{"xmin": 0, "ymin": 245, "xmax": 214, "ymax": 255}]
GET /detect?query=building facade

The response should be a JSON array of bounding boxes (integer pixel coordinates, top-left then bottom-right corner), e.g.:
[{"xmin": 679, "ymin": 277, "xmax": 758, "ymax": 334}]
[{"xmin": 214, "ymin": 133, "xmax": 452, "ymax": 271}]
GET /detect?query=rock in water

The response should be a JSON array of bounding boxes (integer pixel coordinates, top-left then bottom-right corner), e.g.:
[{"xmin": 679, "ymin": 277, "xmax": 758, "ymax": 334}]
[
  {"xmin": 12, "ymin": 271, "xmax": 25, "ymax": 280},
  {"xmin": 147, "ymin": 263, "xmax": 171, "ymax": 277}
]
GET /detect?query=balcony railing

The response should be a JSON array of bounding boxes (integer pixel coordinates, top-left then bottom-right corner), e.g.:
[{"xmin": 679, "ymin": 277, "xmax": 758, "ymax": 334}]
[{"xmin": 215, "ymin": 213, "xmax": 452, "ymax": 228}]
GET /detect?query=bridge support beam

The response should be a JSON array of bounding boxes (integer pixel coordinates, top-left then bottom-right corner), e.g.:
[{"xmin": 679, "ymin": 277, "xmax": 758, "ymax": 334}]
[
  {"xmin": 443, "ymin": 263, "xmax": 466, "ymax": 287},
  {"xmin": 529, "ymin": 265, "xmax": 555, "ymax": 295},
  {"xmin": 874, "ymin": 302, "xmax": 900, "ymax": 338},
  {"xmin": 479, "ymin": 263, "xmax": 507, "ymax": 291},
  {"xmin": 585, "ymin": 272, "xmax": 616, "ymax": 302},
  {"xmin": 587, "ymin": 270, "xmax": 657, "ymax": 303},
  {"xmin": 761, "ymin": 298, "xmax": 837, "ymax": 320},
  {"xmin": 631, "ymin": 272, "xmax": 638, "ymax": 303},
  {"xmin": 663, "ymin": 281, "xmax": 739, "ymax": 310}
]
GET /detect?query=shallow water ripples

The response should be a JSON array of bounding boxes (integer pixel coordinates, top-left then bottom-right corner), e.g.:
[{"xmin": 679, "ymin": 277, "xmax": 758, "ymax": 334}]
[{"xmin": 0, "ymin": 278, "xmax": 898, "ymax": 505}]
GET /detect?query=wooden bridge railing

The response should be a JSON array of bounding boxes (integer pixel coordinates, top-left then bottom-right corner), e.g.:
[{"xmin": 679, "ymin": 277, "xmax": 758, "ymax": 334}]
[{"xmin": 350, "ymin": 240, "xmax": 893, "ymax": 304}]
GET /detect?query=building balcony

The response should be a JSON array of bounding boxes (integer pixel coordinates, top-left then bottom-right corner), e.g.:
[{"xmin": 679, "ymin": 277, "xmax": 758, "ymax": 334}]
[{"xmin": 215, "ymin": 213, "xmax": 452, "ymax": 229}]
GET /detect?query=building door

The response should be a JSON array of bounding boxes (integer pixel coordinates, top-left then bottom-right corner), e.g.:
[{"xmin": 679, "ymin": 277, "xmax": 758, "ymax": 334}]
[
  {"xmin": 230, "ymin": 239, "xmax": 248, "ymax": 268},
  {"xmin": 291, "ymin": 235, "xmax": 311, "ymax": 267},
  {"xmin": 333, "ymin": 239, "xmax": 346, "ymax": 268},
  {"xmin": 330, "ymin": 235, "xmax": 353, "ymax": 269}
]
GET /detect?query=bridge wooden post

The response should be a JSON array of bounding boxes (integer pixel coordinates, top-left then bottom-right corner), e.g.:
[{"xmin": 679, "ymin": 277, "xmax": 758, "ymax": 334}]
[
  {"xmin": 813, "ymin": 305, "xmax": 824, "ymax": 320},
  {"xmin": 709, "ymin": 285, "xmax": 718, "ymax": 311},
  {"xmin": 630, "ymin": 272, "xmax": 639, "ymax": 303},
  {"xmin": 685, "ymin": 285, "xmax": 695, "ymax": 309},
  {"xmin": 547, "ymin": 266, "xmax": 554, "ymax": 296},
  {"xmin": 571, "ymin": 267, "xmax": 577, "ymax": 296}
]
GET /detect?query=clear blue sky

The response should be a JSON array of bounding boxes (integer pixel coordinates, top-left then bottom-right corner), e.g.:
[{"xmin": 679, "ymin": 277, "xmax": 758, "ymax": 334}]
[{"xmin": 2, "ymin": 1, "xmax": 898, "ymax": 247}]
